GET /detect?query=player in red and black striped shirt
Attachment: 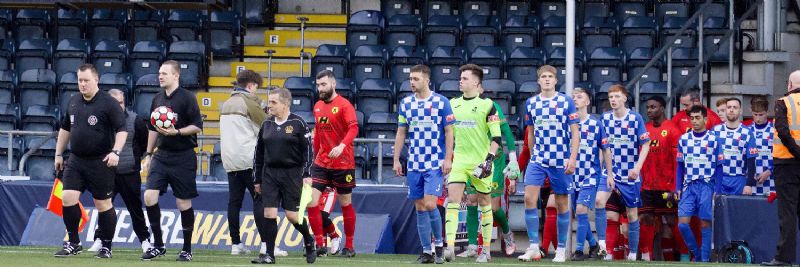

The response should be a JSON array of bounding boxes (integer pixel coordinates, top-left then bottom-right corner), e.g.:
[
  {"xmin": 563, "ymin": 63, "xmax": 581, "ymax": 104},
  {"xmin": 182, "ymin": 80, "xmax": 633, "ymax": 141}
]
[{"xmin": 306, "ymin": 70, "xmax": 359, "ymax": 257}]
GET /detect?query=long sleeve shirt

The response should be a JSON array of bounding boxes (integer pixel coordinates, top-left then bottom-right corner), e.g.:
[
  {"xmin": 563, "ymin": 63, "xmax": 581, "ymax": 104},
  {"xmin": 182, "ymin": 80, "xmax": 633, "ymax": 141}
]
[{"xmin": 254, "ymin": 113, "xmax": 313, "ymax": 183}]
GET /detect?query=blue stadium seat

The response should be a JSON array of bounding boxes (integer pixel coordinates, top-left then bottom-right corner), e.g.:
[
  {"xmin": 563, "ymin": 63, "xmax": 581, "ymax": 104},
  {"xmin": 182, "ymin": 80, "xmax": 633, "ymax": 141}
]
[
  {"xmin": 57, "ymin": 72, "xmax": 79, "ymax": 112},
  {"xmin": 15, "ymin": 38, "xmax": 52, "ymax": 77},
  {"xmin": 357, "ymin": 78, "xmax": 394, "ymax": 114},
  {"xmin": 614, "ymin": 2, "xmax": 647, "ymax": 22},
  {"xmin": 23, "ymin": 135, "xmax": 56, "ymax": 180},
  {"xmin": 669, "ymin": 47, "xmax": 700, "ymax": 91},
  {"xmin": 0, "ymin": 9, "xmax": 11, "ymax": 40},
  {"xmin": 0, "ymin": 103, "xmax": 19, "ymax": 130},
  {"xmin": 463, "ymin": 15, "xmax": 500, "ymax": 53},
  {"xmin": 355, "ymin": 110, "xmax": 366, "ymax": 137},
  {"xmin": 370, "ymin": 143, "xmax": 404, "ymax": 185},
  {"xmin": 335, "ymin": 78, "xmax": 356, "ymax": 103},
  {"xmin": 56, "ymin": 9, "xmax": 87, "ymax": 42},
  {"xmin": 0, "ymin": 70, "xmax": 14, "ymax": 105},
  {"xmin": 19, "ymin": 69, "xmax": 56, "ymax": 112},
  {"xmin": 350, "ymin": 44, "xmax": 388, "ymax": 85},
  {"xmin": 22, "ymin": 104, "xmax": 59, "ymax": 138},
  {"xmin": 703, "ymin": 16, "xmax": 731, "ymax": 63},
  {"xmin": 660, "ymin": 17, "xmax": 697, "ymax": 48},
  {"xmin": 133, "ymin": 74, "xmax": 160, "ymax": 117},
  {"xmin": 381, "ymin": 0, "xmax": 414, "ymax": 19},
  {"xmin": 312, "ymin": 44, "xmax": 349, "ymax": 79},
  {"xmin": 423, "ymin": 0, "xmax": 454, "ymax": 19},
  {"xmin": 423, "ymin": 15, "xmax": 462, "ymax": 52},
  {"xmin": 14, "ymin": 9, "xmax": 49, "ymax": 43},
  {"xmin": 537, "ymin": 1, "xmax": 566, "ymax": 20},
  {"xmin": 626, "ymin": 47, "xmax": 663, "ymax": 83},
  {"xmin": 166, "ymin": 10, "xmax": 204, "ymax": 41},
  {"xmin": 507, "ymin": 47, "xmax": 546, "ymax": 87},
  {"xmin": 584, "ymin": 1, "xmax": 612, "ymax": 18},
  {"xmin": 540, "ymin": 16, "xmax": 571, "ymax": 54},
  {"xmin": 99, "ymin": 73, "xmax": 132, "ymax": 95},
  {"xmin": 588, "ymin": 47, "xmax": 624, "ymax": 90},
  {"xmin": 460, "ymin": 1, "xmax": 493, "ymax": 19},
  {"xmin": 130, "ymin": 10, "xmax": 165, "ymax": 43},
  {"xmin": 468, "ymin": 46, "xmax": 505, "ymax": 80},
  {"xmin": 500, "ymin": 1, "xmax": 531, "ymax": 22},
  {"xmin": 129, "ymin": 40, "xmax": 167, "ymax": 83},
  {"xmin": 233, "ymin": 0, "xmax": 267, "ymax": 25},
  {"xmin": 0, "ymin": 135, "xmax": 22, "ymax": 175},
  {"xmin": 436, "ymin": 79, "xmax": 461, "ymax": 99},
  {"xmin": 167, "ymin": 41, "xmax": 206, "ymax": 88},
  {"xmin": 209, "ymin": 11, "xmax": 242, "ymax": 57},
  {"xmin": 516, "ymin": 81, "xmax": 540, "ymax": 114},
  {"xmin": 501, "ymin": 15, "xmax": 539, "ymax": 54},
  {"xmin": 482, "ymin": 79, "xmax": 515, "ymax": 115},
  {"xmin": 354, "ymin": 144, "xmax": 369, "ymax": 180},
  {"xmin": 347, "ymin": 10, "xmax": 385, "ymax": 49},
  {"xmin": 295, "ymin": 111, "xmax": 315, "ymax": 130},
  {"xmin": 637, "ymin": 81, "xmax": 668, "ymax": 115},
  {"xmin": 594, "ymin": 81, "xmax": 621, "ymax": 112},
  {"xmin": 560, "ymin": 81, "xmax": 592, "ymax": 94},
  {"xmin": 428, "ymin": 46, "xmax": 466, "ymax": 86},
  {"xmin": 54, "ymin": 39, "xmax": 90, "ymax": 82},
  {"xmin": 209, "ymin": 142, "xmax": 226, "ymax": 181},
  {"xmin": 0, "ymin": 39, "xmax": 12, "ymax": 71},
  {"xmin": 365, "ymin": 111, "xmax": 398, "ymax": 153},
  {"xmin": 547, "ymin": 47, "xmax": 586, "ymax": 85},
  {"xmin": 92, "ymin": 40, "xmax": 128, "ymax": 76},
  {"xmin": 620, "ymin": 16, "xmax": 657, "ymax": 56},
  {"xmin": 698, "ymin": 1, "xmax": 728, "ymax": 21},
  {"xmin": 507, "ymin": 113, "xmax": 523, "ymax": 139},
  {"xmin": 395, "ymin": 80, "xmax": 414, "ymax": 107},
  {"xmin": 581, "ymin": 16, "xmax": 618, "ymax": 55},
  {"xmin": 655, "ymin": 2, "xmax": 690, "ymax": 25},
  {"xmin": 284, "ymin": 77, "xmax": 316, "ymax": 112},
  {"xmin": 388, "ymin": 45, "xmax": 425, "ymax": 85},
  {"xmin": 89, "ymin": 9, "xmax": 127, "ymax": 46},
  {"xmin": 384, "ymin": 14, "xmax": 421, "ymax": 51}
]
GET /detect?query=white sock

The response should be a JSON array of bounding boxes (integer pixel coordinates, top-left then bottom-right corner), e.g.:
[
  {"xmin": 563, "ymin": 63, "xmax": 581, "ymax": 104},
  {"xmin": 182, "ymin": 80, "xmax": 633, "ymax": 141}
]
[
  {"xmin": 260, "ymin": 242, "xmax": 266, "ymax": 254},
  {"xmin": 529, "ymin": 243, "xmax": 539, "ymax": 251}
]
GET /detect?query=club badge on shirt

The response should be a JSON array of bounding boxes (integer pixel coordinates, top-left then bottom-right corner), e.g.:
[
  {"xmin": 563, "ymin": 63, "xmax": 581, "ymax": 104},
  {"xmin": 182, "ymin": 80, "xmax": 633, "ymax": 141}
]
[{"xmin": 285, "ymin": 125, "xmax": 294, "ymax": 134}]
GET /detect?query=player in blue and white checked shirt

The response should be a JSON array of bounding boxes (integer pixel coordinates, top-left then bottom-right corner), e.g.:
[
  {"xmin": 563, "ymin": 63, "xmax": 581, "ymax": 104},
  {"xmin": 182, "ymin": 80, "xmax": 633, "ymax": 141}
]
[
  {"xmin": 518, "ymin": 65, "xmax": 580, "ymax": 263},
  {"xmin": 392, "ymin": 65, "xmax": 454, "ymax": 264},
  {"xmin": 601, "ymin": 84, "xmax": 651, "ymax": 261},
  {"xmin": 675, "ymin": 105, "xmax": 725, "ymax": 262},
  {"xmin": 748, "ymin": 97, "xmax": 774, "ymax": 195},
  {"xmin": 712, "ymin": 98, "xmax": 757, "ymax": 195}
]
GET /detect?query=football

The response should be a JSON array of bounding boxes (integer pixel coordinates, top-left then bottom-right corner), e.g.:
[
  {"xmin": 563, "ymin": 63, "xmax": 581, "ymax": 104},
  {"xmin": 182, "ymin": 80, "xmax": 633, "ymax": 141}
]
[{"xmin": 150, "ymin": 106, "xmax": 177, "ymax": 129}]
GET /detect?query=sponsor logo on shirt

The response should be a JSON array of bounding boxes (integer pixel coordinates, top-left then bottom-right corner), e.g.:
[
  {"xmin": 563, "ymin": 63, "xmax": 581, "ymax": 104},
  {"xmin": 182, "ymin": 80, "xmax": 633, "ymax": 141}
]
[
  {"xmin": 608, "ymin": 137, "xmax": 633, "ymax": 145},
  {"xmin": 639, "ymin": 132, "xmax": 650, "ymax": 140},
  {"xmin": 488, "ymin": 115, "xmax": 500, "ymax": 122},
  {"xmin": 411, "ymin": 119, "xmax": 436, "ymax": 129},
  {"xmin": 455, "ymin": 120, "xmax": 478, "ymax": 128},
  {"xmin": 723, "ymin": 149, "xmax": 741, "ymax": 157},
  {"xmin": 568, "ymin": 113, "xmax": 578, "ymax": 120},
  {"xmin": 446, "ymin": 114, "xmax": 455, "ymax": 122},
  {"xmin": 535, "ymin": 118, "xmax": 560, "ymax": 127},
  {"xmin": 685, "ymin": 155, "xmax": 709, "ymax": 164}
]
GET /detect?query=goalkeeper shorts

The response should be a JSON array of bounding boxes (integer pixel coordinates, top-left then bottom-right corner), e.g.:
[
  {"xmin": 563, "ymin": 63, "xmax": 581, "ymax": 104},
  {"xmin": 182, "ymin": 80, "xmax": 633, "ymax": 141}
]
[{"xmin": 450, "ymin": 161, "xmax": 493, "ymax": 194}]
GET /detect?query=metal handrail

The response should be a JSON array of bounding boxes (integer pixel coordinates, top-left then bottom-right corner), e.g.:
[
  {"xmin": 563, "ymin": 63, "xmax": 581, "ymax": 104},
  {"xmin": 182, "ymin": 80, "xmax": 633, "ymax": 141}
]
[{"xmin": 0, "ymin": 130, "xmax": 55, "ymax": 173}]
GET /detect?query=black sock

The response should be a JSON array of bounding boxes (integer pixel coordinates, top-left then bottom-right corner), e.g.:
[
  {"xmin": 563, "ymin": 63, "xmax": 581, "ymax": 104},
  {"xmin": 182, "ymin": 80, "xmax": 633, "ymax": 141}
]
[
  {"xmin": 321, "ymin": 211, "xmax": 332, "ymax": 228},
  {"xmin": 62, "ymin": 205, "xmax": 81, "ymax": 244},
  {"xmin": 180, "ymin": 208, "xmax": 195, "ymax": 252},
  {"xmin": 98, "ymin": 209, "xmax": 117, "ymax": 248},
  {"xmin": 93, "ymin": 226, "xmax": 102, "ymax": 242},
  {"xmin": 264, "ymin": 218, "xmax": 277, "ymax": 258},
  {"xmin": 292, "ymin": 221, "xmax": 314, "ymax": 248},
  {"xmin": 145, "ymin": 204, "xmax": 164, "ymax": 247}
]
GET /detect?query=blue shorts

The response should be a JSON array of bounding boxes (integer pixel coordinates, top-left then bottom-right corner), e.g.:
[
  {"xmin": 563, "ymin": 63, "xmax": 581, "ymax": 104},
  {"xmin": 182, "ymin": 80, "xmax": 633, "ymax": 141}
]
[
  {"xmin": 407, "ymin": 169, "xmax": 444, "ymax": 200},
  {"xmin": 678, "ymin": 181, "xmax": 714, "ymax": 220},
  {"xmin": 573, "ymin": 186, "xmax": 597, "ymax": 211},
  {"xmin": 597, "ymin": 172, "xmax": 610, "ymax": 192},
  {"xmin": 524, "ymin": 163, "xmax": 573, "ymax": 195},
  {"xmin": 615, "ymin": 182, "xmax": 642, "ymax": 208},
  {"xmin": 718, "ymin": 175, "xmax": 746, "ymax": 195}
]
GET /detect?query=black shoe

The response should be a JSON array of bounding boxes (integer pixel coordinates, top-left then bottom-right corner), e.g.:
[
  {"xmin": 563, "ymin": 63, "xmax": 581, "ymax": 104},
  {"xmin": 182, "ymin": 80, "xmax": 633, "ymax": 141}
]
[
  {"xmin": 588, "ymin": 245, "xmax": 600, "ymax": 259},
  {"xmin": 141, "ymin": 247, "xmax": 166, "ymax": 260},
  {"xmin": 54, "ymin": 242, "xmax": 82, "ymax": 257},
  {"xmin": 176, "ymin": 251, "xmax": 192, "ymax": 262},
  {"xmin": 761, "ymin": 259, "xmax": 792, "ymax": 266},
  {"xmin": 305, "ymin": 245, "xmax": 317, "ymax": 263},
  {"xmin": 416, "ymin": 252, "xmax": 435, "ymax": 264},
  {"xmin": 434, "ymin": 246, "xmax": 444, "ymax": 264},
  {"xmin": 95, "ymin": 247, "xmax": 112, "ymax": 259},
  {"xmin": 570, "ymin": 250, "xmax": 588, "ymax": 261},
  {"xmin": 315, "ymin": 247, "xmax": 328, "ymax": 257},
  {"xmin": 338, "ymin": 248, "xmax": 356, "ymax": 258},
  {"xmin": 251, "ymin": 254, "xmax": 275, "ymax": 264}
]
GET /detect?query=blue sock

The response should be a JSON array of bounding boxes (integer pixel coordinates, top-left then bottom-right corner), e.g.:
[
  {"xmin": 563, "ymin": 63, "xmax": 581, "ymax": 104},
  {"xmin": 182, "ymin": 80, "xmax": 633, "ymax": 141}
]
[
  {"xmin": 678, "ymin": 223, "xmax": 699, "ymax": 258},
  {"xmin": 701, "ymin": 226, "xmax": 712, "ymax": 262},
  {"xmin": 587, "ymin": 226, "xmax": 598, "ymax": 247},
  {"xmin": 428, "ymin": 210, "xmax": 443, "ymax": 246},
  {"xmin": 416, "ymin": 210, "xmax": 432, "ymax": 252},
  {"xmin": 595, "ymin": 208, "xmax": 607, "ymax": 240},
  {"xmin": 524, "ymin": 208, "xmax": 539, "ymax": 245},
  {"xmin": 556, "ymin": 212, "xmax": 570, "ymax": 248},
  {"xmin": 628, "ymin": 220, "xmax": 640, "ymax": 254},
  {"xmin": 576, "ymin": 213, "xmax": 589, "ymax": 251}
]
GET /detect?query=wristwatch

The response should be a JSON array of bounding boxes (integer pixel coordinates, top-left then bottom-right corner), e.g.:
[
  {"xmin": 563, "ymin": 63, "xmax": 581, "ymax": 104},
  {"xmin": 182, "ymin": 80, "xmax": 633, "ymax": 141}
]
[{"xmin": 111, "ymin": 150, "xmax": 120, "ymax": 155}]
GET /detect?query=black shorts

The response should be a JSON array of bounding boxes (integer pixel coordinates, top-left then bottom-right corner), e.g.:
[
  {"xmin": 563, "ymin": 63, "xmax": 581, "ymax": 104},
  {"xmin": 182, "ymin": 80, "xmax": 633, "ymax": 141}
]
[
  {"xmin": 62, "ymin": 156, "xmax": 115, "ymax": 200},
  {"xmin": 310, "ymin": 164, "xmax": 356, "ymax": 194},
  {"xmin": 606, "ymin": 190, "xmax": 627, "ymax": 213},
  {"xmin": 146, "ymin": 149, "xmax": 198, "ymax": 199},
  {"xmin": 640, "ymin": 190, "xmax": 678, "ymax": 215},
  {"xmin": 262, "ymin": 167, "xmax": 304, "ymax": 212}
]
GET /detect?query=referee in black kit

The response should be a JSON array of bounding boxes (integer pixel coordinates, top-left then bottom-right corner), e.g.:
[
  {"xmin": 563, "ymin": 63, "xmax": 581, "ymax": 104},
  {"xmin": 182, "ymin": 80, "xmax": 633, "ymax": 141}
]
[
  {"xmin": 53, "ymin": 64, "xmax": 127, "ymax": 259},
  {"xmin": 251, "ymin": 88, "xmax": 316, "ymax": 264},
  {"xmin": 140, "ymin": 60, "xmax": 203, "ymax": 262}
]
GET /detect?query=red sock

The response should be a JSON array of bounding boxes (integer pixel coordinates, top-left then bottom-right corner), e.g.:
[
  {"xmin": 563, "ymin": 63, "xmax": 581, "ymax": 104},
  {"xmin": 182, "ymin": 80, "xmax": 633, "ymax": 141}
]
[
  {"xmin": 640, "ymin": 222, "xmax": 655, "ymax": 255},
  {"xmin": 542, "ymin": 207, "xmax": 558, "ymax": 254},
  {"xmin": 672, "ymin": 223, "xmax": 689, "ymax": 254},
  {"xmin": 325, "ymin": 223, "xmax": 339, "ymax": 238},
  {"xmin": 307, "ymin": 206, "xmax": 324, "ymax": 247},
  {"xmin": 341, "ymin": 204, "xmax": 356, "ymax": 250},
  {"xmin": 606, "ymin": 219, "xmax": 620, "ymax": 256},
  {"xmin": 661, "ymin": 234, "xmax": 676, "ymax": 261}
]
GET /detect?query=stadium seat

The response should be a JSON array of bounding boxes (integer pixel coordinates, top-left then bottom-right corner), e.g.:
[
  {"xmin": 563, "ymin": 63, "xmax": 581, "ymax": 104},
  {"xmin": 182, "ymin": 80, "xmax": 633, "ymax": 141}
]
[
  {"xmin": 463, "ymin": 15, "xmax": 501, "ymax": 53},
  {"xmin": 620, "ymin": 16, "xmax": 657, "ymax": 56},
  {"xmin": 428, "ymin": 46, "xmax": 466, "ymax": 86},
  {"xmin": 56, "ymin": 9, "xmax": 87, "ymax": 42},
  {"xmin": 423, "ymin": 15, "xmax": 462, "ymax": 52},
  {"xmin": 547, "ymin": 47, "xmax": 586, "ymax": 85},
  {"xmin": 166, "ymin": 10, "xmax": 204, "ymax": 41},
  {"xmin": 637, "ymin": 81, "xmax": 668, "ymax": 115},
  {"xmin": 335, "ymin": 77, "xmax": 356, "ymax": 103},
  {"xmin": 669, "ymin": 47, "xmax": 700, "ymax": 91},
  {"xmin": 92, "ymin": 40, "xmax": 128, "ymax": 77},
  {"xmin": 395, "ymin": 80, "xmax": 414, "ymax": 107},
  {"xmin": 99, "ymin": 73, "xmax": 132, "ymax": 95},
  {"xmin": 437, "ymin": 79, "xmax": 461, "ymax": 99},
  {"xmin": 23, "ymin": 138, "xmax": 56, "ymax": 180},
  {"xmin": 295, "ymin": 111, "xmax": 315, "ymax": 130},
  {"xmin": 468, "ymin": 46, "xmax": 505, "ymax": 80},
  {"xmin": 14, "ymin": 9, "xmax": 50, "ymax": 43},
  {"xmin": 0, "ymin": 103, "xmax": 18, "ymax": 130},
  {"xmin": 357, "ymin": 78, "xmax": 394, "ymax": 114},
  {"xmin": 626, "ymin": 47, "xmax": 663, "ymax": 84},
  {"xmin": 209, "ymin": 11, "xmax": 242, "ymax": 57},
  {"xmin": 507, "ymin": 113, "xmax": 523, "ymax": 139},
  {"xmin": 167, "ymin": 41, "xmax": 206, "ymax": 88},
  {"xmin": 350, "ymin": 44, "xmax": 388, "ymax": 85},
  {"xmin": 703, "ymin": 16, "xmax": 731, "ymax": 63},
  {"xmin": 284, "ymin": 77, "xmax": 316, "ymax": 112},
  {"xmin": 0, "ymin": 39, "xmax": 12, "ymax": 71},
  {"xmin": 613, "ymin": 1, "xmax": 647, "ymax": 22},
  {"xmin": 15, "ymin": 38, "xmax": 52, "ymax": 77},
  {"xmin": 381, "ymin": 0, "xmax": 414, "ymax": 19},
  {"xmin": 516, "ymin": 81, "xmax": 540, "ymax": 114},
  {"xmin": 501, "ymin": 15, "xmax": 539, "ymax": 54},
  {"xmin": 584, "ymin": 1, "xmax": 612, "ymax": 18},
  {"xmin": 355, "ymin": 110, "xmax": 366, "ymax": 137},
  {"xmin": 588, "ymin": 47, "xmax": 624, "ymax": 90},
  {"xmin": 581, "ymin": 16, "xmax": 618, "ymax": 56},
  {"xmin": 660, "ymin": 17, "xmax": 697, "ymax": 49},
  {"xmin": 388, "ymin": 45, "xmax": 425, "ymax": 85},
  {"xmin": 54, "ymin": 38, "xmax": 90, "ymax": 82},
  {"xmin": 655, "ymin": 2, "xmax": 690, "ymax": 25},
  {"xmin": 540, "ymin": 16, "xmax": 570, "ymax": 54},
  {"xmin": 312, "ymin": 44, "xmax": 349, "ymax": 79},
  {"xmin": 0, "ymin": 70, "xmax": 15, "ymax": 105},
  {"xmin": 506, "ymin": 47, "xmax": 545, "ymax": 87},
  {"xmin": 57, "ymin": 72, "xmax": 79, "ymax": 112},
  {"xmin": 21, "ymin": 105, "xmax": 59, "ymax": 146},
  {"xmin": 698, "ymin": 1, "xmax": 728, "ymax": 21},
  {"xmin": 500, "ymin": 1, "xmax": 531, "ymax": 22},
  {"xmin": 129, "ymin": 40, "xmax": 167, "ymax": 83},
  {"xmin": 0, "ymin": 129, "xmax": 22, "ymax": 174},
  {"xmin": 210, "ymin": 142, "xmax": 226, "ymax": 181},
  {"xmin": 384, "ymin": 14, "xmax": 421, "ymax": 51},
  {"xmin": 560, "ymin": 81, "xmax": 592, "ymax": 94},
  {"xmin": 233, "ymin": 0, "xmax": 267, "ymax": 25},
  {"xmin": 422, "ymin": 0, "xmax": 454, "ymax": 19},
  {"xmin": 537, "ymin": 1, "xmax": 566, "ymax": 20},
  {"xmin": 482, "ymin": 79, "xmax": 516, "ymax": 115},
  {"xmin": 347, "ymin": 10, "xmax": 385, "ymax": 49},
  {"xmin": 364, "ymin": 111, "xmax": 398, "ymax": 152},
  {"xmin": 354, "ymin": 144, "xmax": 369, "ymax": 180},
  {"xmin": 594, "ymin": 81, "xmax": 622, "ymax": 112},
  {"xmin": 133, "ymin": 74, "xmax": 160, "ymax": 117},
  {"xmin": 130, "ymin": 10, "xmax": 165, "ymax": 43},
  {"xmin": 0, "ymin": 9, "xmax": 10, "ymax": 40},
  {"xmin": 460, "ymin": 1, "xmax": 493, "ymax": 19},
  {"xmin": 89, "ymin": 9, "xmax": 127, "ymax": 46},
  {"xmin": 370, "ymin": 143, "xmax": 404, "ymax": 185},
  {"xmin": 19, "ymin": 69, "xmax": 56, "ymax": 112}
]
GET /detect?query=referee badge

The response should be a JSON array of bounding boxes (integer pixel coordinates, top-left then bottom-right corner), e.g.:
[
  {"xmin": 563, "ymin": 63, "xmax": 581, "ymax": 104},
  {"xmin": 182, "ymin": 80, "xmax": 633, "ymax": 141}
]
[
  {"xmin": 285, "ymin": 125, "xmax": 294, "ymax": 133},
  {"xmin": 88, "ymin": 115, "xmax": 98, "ymax": 126}
]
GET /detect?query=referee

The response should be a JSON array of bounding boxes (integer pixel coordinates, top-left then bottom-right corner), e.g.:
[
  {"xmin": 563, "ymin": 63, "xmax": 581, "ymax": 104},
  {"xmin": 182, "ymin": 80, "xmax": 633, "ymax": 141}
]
[
  {"xmin": 252, "ymin": 88, "xmax": 316, "ymax": 264},
  {"xmin": 140, "ymin": 60, "xmax": 203, "ymax": 262},
  {"xmin": 53, "ymin": 64, "xmax": 127, "ymax": 259}
]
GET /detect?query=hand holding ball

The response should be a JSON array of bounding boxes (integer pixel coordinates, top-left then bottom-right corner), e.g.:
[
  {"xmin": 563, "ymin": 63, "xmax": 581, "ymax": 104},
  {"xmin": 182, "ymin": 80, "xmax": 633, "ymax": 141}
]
[{"xmin": 150, "ymin": 106, "xmax": 177, "ymax": 129}]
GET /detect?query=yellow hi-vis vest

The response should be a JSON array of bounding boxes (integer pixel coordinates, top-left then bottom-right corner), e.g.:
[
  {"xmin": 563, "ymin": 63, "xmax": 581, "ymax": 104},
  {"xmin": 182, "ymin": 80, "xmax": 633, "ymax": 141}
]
[{"xmin": 773, "ymin": 93, "xmax": 800, "ymax": 159}]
